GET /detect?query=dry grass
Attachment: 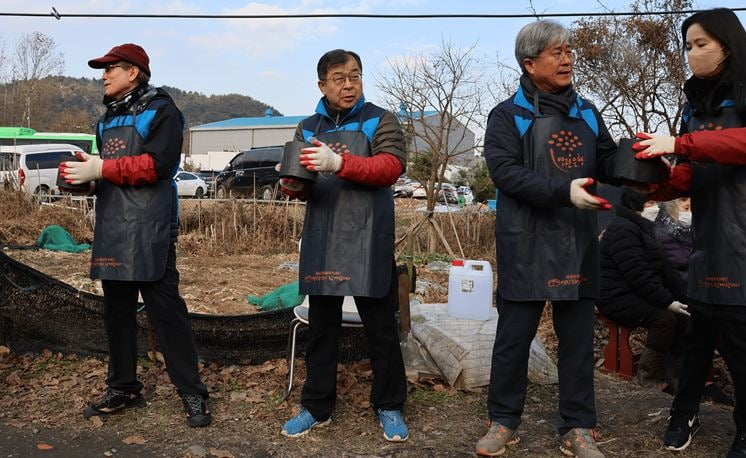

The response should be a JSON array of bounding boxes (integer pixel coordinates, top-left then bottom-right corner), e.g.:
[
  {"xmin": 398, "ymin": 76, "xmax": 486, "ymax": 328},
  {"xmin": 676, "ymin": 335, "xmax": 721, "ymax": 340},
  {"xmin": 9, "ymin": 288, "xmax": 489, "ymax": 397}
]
[
  {"xmin": 0, "ymin": 191, "xmax": 93, "ymax": 246},
  {"xmin": 395, "ymin": 207, "xmax": 496, "ymax": 262},
  {"xmin": 177, "ymin": 199, "xmax": 305, "ymax": 255},
  {"xmin": 0, "ymin": 190, "xmax": 495, "ymax": 261}
]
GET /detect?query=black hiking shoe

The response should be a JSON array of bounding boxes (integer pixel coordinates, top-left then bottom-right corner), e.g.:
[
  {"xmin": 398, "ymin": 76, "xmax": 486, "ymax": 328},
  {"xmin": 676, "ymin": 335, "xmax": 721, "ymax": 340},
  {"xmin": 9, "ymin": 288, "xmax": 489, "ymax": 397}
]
[
  {"xmin": 727, "ymin": 430, "xmax": 746, "ymax": 457},
  {"xmin": 83, "ymin": 388, "xmax": 146, "ymax": 419},
  {"xmin": 182, "ymin": 394, "xmax": 212, "ymax": 427},
  {"xmin": 663, "ymin": 410, "xmax": 700, "ymax": 451}
]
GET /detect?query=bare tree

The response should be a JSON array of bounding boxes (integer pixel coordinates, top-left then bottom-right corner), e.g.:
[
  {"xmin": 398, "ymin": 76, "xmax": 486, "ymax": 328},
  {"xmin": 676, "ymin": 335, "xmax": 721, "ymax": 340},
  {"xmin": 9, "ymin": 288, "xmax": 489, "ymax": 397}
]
[
  {"xmin": 571, "ymin": 0, "xmax": 690, "ymax": 138},
  {"xmin": 377, "ymin": 40, "xmax": 487, "ymax": 212},
  {"xmin": 377, "ymin": 39, "xmax": 489, "ymax": 253},
  {"xmin": 12, "ymin": 32, "xmax": 65, "ymax": 128},
  {"xmin": 0, "ymin": 38, "xmax": 7, "ymax": 82}
]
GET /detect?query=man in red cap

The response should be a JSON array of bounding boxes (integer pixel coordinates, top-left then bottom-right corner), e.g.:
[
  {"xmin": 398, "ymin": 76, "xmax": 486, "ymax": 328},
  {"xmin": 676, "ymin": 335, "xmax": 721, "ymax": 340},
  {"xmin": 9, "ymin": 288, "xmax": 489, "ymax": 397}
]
[{"xmin": 59, "ymin": 43, "xmax": 211, "ymax": 427}]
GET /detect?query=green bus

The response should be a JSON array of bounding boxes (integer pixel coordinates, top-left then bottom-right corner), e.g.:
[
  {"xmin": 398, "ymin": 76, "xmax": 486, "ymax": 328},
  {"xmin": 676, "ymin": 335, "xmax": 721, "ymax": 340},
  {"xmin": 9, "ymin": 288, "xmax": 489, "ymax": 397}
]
[{"xmin": 0, "ymin": 126, "xmax": 98, "ymax": 154}]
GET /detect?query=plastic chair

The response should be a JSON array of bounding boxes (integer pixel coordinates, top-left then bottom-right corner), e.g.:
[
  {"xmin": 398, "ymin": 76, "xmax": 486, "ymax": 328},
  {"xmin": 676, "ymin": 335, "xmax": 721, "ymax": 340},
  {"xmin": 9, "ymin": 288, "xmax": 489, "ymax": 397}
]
[{"xmin": 281, "ymin": 296, "xmax": 363, "ymax": 401}]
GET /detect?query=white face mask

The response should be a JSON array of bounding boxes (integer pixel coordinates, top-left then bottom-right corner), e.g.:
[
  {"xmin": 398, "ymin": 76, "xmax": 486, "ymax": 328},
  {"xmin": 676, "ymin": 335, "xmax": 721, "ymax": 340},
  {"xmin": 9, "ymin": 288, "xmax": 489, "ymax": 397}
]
[
  {"xmin": 641, "ymin": 205, "xmax": 660, "ymax": 221},
  {"xmin": 678, "ymin": 211, "xmax": 692, "ymax": 227}
]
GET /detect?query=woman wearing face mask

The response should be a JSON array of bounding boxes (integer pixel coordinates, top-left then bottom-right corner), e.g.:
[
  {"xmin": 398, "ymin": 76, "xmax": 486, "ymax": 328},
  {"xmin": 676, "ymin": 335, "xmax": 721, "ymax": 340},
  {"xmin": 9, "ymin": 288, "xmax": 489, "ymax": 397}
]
[
  {"xmin": 598, "ymin": 188, "xmax": 689, "ymax": 391},
  {"xmin": 654, "ymin": 198, "xmax": 693, "ymax": 283},
  {"xmin": 633, "ymin": 8, "xmax": 746, "ymax": 455}
]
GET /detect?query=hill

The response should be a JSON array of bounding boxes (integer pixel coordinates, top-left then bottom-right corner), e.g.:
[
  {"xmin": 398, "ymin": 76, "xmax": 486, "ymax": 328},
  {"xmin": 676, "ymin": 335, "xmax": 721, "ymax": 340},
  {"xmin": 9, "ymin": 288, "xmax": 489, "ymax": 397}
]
[{"xmin": 0, "ymin": 76, "xmax": 280, "ymax": 152}]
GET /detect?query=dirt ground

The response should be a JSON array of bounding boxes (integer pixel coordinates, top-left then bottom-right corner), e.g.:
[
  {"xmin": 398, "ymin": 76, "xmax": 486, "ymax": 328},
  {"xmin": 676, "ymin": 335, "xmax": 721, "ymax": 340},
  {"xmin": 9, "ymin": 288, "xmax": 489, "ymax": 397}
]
[
  {"xmin": 3, "ymin": 248, "xmax": 452, "ymax": 316},
  {"xmin": 0, "ymin": 348, "xmax": 736, "ymax": 457},
  {"xmin": 3, "ymin": 249, "xmax": 303, "ymax": 315},
  {"xmin": 0, "ymin": 196, "xmax": 737, "ymax": 456}
]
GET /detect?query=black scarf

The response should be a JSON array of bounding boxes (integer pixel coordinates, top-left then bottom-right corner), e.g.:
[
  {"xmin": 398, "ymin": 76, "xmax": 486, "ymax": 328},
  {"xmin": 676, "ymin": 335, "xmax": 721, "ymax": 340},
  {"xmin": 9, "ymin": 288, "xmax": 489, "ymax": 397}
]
[
  {"xmin": 103, "ymin": 84, "xmax": 151, "ymax": 114},
  {"xmin": 520, "ymin": 74, "xmax": 577, "ymax": 116},
  {"xmin": 654, "ymin": 206, "xmax": 692, "ymax": 245},
  {"xmin": 683, "ymin": 71, "xmax": 734, "ymax": 118}
]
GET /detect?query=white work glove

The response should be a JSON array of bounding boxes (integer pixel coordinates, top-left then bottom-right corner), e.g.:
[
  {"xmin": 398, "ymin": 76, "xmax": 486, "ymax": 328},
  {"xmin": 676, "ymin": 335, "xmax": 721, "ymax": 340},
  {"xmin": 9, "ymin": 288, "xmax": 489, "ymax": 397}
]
[
  {"xmin": 632, "ymin": 132, "xmax": 677, "ymax": 159},
  {"xmin": 62, "ymin": 152, "xmax": 104, "ymax": 185},
  {"xmin": 667, "ymin": 300, "xmax": 690, "ymax": 316},
  {"xmin": 569, "ymin": 177, "xmax": 612, "ymax": 210},
  {"xmin": 300, "ymin": 139, "xmax": 343, "ymax": 173}
]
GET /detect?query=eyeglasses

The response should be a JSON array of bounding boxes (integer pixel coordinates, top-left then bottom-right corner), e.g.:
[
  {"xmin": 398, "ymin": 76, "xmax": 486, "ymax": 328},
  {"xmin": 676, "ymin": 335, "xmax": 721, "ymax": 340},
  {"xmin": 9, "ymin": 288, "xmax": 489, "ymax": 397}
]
[
  {"xmin": 323, "ymin": 73, "xmax": 362, "ymax": 86},
  {"xmin": 536, "ymin": 49, "xmax": 576, "ymax": 62},
  {"xmin": 103, "ymin": 63, "xmax": 127, "ymax": 74}
]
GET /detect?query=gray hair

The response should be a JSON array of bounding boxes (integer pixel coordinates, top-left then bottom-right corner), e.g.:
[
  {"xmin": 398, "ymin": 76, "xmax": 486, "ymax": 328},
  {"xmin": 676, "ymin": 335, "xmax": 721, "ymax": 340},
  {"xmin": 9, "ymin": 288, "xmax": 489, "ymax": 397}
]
[{"xmin": 515, "ymin": 20, "xmax": 573, "ymax": 72}]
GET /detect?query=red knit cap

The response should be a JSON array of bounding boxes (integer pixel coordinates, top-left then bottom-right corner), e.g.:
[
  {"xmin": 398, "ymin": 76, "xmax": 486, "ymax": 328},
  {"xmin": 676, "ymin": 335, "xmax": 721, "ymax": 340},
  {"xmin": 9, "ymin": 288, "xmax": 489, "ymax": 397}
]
[{"xmin": 88, "ymin": 43, "xmax": 151, "ymax": 77}]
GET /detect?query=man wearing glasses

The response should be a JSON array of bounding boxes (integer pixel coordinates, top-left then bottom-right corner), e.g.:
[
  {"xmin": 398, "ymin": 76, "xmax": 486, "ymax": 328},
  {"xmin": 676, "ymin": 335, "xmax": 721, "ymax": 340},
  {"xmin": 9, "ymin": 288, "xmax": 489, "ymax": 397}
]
[
  {"xmin": 280, "ymin": 49, "xmax": 409, "ymax": 442},
  {"xmin": 59, "ymin": 43, "xmax": 211, "ymax": 428},
  {"xmin": 476, "ymin": 21, "xmax": 619, "ymax": 457}
]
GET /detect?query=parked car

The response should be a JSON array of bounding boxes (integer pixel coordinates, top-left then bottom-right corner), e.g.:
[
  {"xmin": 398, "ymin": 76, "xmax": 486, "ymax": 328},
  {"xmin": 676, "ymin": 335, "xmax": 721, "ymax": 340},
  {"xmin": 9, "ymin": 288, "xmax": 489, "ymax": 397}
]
[
  {"xmin": 411, "ymin": 181, "xmax": 426, "ymax": 199},
  {"xmin": 457, "ymin": 185, "xmax": 474, "ymax": 205},
  {"xmin": 214, "ymin": 146, "xmax": 282, "ymax": 199},
  {"xmin": 393, "ymin": 177, "xmax": 414, "ymax": 197},
  {"xmin": 0, "ymin": 143, "xmax": 84, "ymax": 197},
  {"xmin": 174, "ymin": 171, "xmax": 207, "ymax": 198},
  {"xmin": 196, "ymin": 170, "xmax": 219, "ymax": 197},
  {"xmin": 436, "ymin": 183, "xmax": 459, "ymax": 204}
]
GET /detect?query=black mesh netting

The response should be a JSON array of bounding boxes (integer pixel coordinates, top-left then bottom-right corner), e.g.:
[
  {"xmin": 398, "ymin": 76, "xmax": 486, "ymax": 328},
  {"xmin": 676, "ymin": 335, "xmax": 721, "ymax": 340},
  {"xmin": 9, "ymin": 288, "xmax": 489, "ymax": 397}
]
[{"xmin": 0, "ymin": 250, "xmax": 368, "ymax": 364}]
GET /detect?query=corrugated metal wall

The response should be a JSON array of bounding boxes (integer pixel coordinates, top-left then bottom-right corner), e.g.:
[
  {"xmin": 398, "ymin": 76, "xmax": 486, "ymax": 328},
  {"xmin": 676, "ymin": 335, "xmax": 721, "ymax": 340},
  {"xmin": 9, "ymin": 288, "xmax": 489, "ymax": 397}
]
[{"xmin": 190, "ymin": 127, "xmax": 296, "ymax": 155}]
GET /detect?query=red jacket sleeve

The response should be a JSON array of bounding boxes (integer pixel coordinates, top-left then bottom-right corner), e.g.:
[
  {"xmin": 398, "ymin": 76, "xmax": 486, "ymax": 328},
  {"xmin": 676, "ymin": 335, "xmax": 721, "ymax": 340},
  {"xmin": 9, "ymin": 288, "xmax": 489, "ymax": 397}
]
[
  {"xmin": 101, "ymin": 153, "xmax": 159, "ymax": 186},
  {"xmin": 676, "ymin": 127, "xmax": 746, "ymax": 165},
  {"xmin": 336, "ymin": 152, "xmax": 403, "ymax": 187},
  {"xmin": 650, "ymin": 162, "xmax": 692, "ymax": 201}
]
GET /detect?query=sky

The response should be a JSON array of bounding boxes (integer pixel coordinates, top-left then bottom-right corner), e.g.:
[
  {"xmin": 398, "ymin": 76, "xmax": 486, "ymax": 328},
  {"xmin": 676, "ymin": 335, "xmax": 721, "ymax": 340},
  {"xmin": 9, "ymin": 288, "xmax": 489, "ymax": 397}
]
[{"xmin": 1, "ymin": 0, "xmax": 745, "ymax": 124}]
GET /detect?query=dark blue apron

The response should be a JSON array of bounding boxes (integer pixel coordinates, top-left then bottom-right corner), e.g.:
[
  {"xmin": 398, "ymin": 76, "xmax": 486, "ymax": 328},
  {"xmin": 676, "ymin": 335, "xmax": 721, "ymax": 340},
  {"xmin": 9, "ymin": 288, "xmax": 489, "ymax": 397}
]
[
  {"xmin": 497, "ymin": 95, "xmax": 599, "ymax": 300},
  {"xmin": 299, "ymin": 127, "xmax": 393, "ymax": 297},
  {"xmin": 91, "ymin": 89, "xmax": 174, "ymax": 282},
  {"xmin": 686, "ymin": 103, "xmax": 746, "ymax": 305}
]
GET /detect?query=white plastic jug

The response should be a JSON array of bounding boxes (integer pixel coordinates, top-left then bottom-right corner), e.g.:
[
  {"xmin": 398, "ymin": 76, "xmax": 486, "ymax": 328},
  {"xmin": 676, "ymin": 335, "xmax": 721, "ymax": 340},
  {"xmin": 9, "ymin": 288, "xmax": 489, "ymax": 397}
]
[{"xmin": 447, "ymin": 260, "xmax": 494, "ymax": 321}]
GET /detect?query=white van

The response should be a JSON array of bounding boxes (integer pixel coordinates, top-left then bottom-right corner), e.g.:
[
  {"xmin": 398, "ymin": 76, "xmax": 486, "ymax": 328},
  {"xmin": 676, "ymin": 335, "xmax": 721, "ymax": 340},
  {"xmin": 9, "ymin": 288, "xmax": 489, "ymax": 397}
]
[{"xmin": 0, "ymin": 143, "xmax": 85, "ymax": 196}]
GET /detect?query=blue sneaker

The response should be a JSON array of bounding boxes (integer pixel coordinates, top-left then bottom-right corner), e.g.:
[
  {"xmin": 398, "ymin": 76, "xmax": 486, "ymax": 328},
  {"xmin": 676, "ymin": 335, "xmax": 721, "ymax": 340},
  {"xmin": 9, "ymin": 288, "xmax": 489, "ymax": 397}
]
[
  {"xmin": 378, "ymin": 409, "xmax": 409, "ymax": 442},
  {"xmin": 281, "ymin": 407, "xmax": 330, "ymax": 437}
]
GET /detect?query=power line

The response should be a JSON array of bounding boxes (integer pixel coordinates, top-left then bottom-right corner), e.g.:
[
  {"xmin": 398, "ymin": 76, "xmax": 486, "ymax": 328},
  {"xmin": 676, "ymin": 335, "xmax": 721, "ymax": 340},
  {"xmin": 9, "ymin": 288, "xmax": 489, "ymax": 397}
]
[{"xmin": 2, "ymin": 8, "xmax": 746, "ymax": 20}]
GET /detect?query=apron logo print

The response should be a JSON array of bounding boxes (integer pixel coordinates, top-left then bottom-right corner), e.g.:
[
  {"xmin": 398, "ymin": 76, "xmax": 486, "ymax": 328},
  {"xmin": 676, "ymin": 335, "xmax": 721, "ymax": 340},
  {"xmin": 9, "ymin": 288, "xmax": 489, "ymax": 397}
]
[
  {"xmin": 547, "ymin": 273, "xmax": 586, "ymax": 287},
  {"xmin": 696, "ymin": 122, "xmax": 723, "ymax": 131},
  {"xmin": 326, "ymin": 142, "xmax": 351, "ymax": 155},
  {"xmin": 699, "ymin": 276, "xmax": 742, "ymax": 289},
  {"xmin": 547, "ymin": 130, "xmax": 584, "ymax": 172},
  {"xmin": 102, "ymin": 137, "xmax": 127, "ymax": 157}
]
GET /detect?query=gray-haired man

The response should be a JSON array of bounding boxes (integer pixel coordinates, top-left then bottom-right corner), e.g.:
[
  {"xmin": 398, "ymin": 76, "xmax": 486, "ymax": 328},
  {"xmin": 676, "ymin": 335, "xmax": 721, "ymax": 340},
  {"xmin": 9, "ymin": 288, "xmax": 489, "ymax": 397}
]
[{"xmin": 477, "ymin": 20, "xmax": 619, "ymax": 457}]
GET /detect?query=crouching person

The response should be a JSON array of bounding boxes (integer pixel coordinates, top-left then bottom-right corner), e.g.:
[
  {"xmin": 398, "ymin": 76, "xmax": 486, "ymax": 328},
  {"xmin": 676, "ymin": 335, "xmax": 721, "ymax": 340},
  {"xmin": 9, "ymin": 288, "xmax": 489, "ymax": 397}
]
[
  {"xmin": 60, "ymin": 43, "xmax": 211, "ymax": 427},
  {"xmin": 279, "ymin": 49, "xmax": 408, "ymax": 442}
]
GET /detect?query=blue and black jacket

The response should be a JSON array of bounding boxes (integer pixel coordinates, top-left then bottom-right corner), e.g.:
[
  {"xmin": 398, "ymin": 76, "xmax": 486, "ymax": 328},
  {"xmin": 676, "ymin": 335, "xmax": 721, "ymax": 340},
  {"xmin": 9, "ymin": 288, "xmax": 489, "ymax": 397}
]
[
  {"xmin": 484, "ymin": 86, "xmax": 619, "ymax": 209},
  {"xmin": 295, "ymin": 96, "xmax": 407, "ymax": 167},
  {"xmin": 96, "ymin": 87, "xmax": 184, "ymax": 240}
]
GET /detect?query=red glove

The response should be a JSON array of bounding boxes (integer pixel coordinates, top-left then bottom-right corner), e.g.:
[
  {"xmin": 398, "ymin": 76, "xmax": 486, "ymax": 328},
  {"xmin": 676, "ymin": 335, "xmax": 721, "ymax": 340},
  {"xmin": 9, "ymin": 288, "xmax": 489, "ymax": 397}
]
[
  {"xmin": 58, "ymin": 180, "xmax": 96, "ymax": 196},
  {"xmin": 280, "ymin": 178, "xmax": 308, "ymax": 200}
]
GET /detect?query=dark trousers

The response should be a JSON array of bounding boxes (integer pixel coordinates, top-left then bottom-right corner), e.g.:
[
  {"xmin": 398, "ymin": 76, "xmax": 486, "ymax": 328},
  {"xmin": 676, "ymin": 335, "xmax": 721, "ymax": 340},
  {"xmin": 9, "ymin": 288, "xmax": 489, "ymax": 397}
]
[
  {"xmin": 101, "ymin": 244, "xmax": 207, "ymax": 398},
  {"xmin": 487, "ymin": 298, "xmax": 597, "ymax": 435},
  {"xmin": 640, "ymin": 308, "xmax": 688, "ymax": 354},
  {"xmin": 672, "ymin": 302, "xmax": 746, "ymax": 429},
  {"xmin": 300, "ymin": 273, "xmax": 407, "ymax": 421}
]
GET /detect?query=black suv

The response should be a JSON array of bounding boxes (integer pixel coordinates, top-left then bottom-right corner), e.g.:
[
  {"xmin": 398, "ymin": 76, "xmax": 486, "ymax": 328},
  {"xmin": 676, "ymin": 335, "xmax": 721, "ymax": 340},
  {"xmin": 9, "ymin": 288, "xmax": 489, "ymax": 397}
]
[{"xmin": 214, "ymin": 146, "xmax": 282, "ymax": 199}]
